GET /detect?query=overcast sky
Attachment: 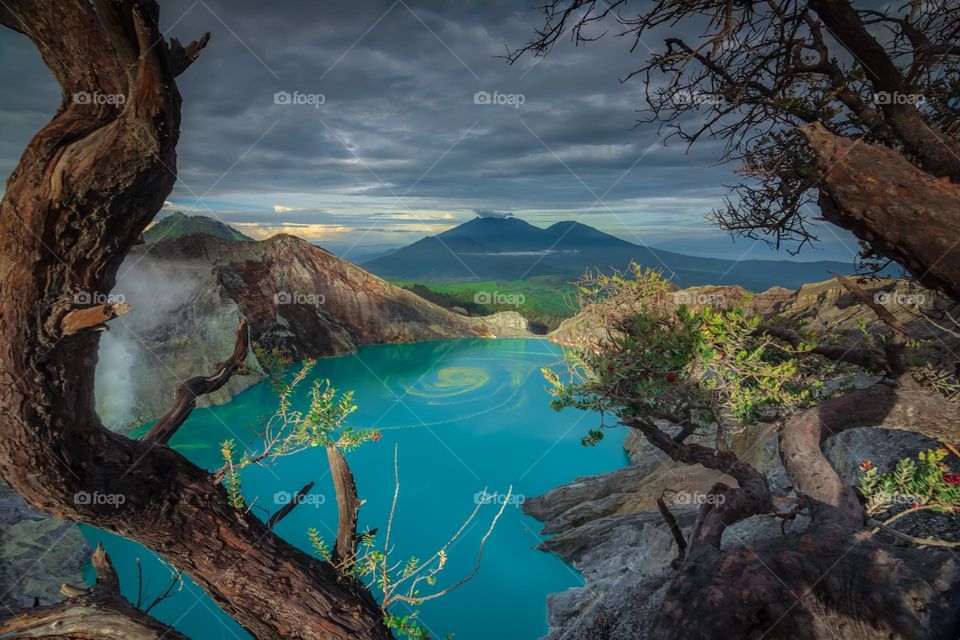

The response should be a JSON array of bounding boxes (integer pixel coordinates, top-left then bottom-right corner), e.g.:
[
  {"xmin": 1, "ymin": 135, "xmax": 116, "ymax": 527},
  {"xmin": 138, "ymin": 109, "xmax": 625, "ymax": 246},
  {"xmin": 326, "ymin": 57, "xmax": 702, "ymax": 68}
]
[{"xmin": 0, "ymin": 0, "xmax": 863, "ymax": 262}]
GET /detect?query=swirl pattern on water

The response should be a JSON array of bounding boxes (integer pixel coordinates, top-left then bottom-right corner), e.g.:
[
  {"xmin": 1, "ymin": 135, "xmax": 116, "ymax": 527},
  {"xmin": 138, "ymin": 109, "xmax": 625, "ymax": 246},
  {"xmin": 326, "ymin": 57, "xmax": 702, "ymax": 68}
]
[
  {"xmin": 379, "ymin": 351, "xmax": 538, "ymax": 429},
  {"xmin": 401, "ymin": 366, "xmax": 491, "ymax": 399}
]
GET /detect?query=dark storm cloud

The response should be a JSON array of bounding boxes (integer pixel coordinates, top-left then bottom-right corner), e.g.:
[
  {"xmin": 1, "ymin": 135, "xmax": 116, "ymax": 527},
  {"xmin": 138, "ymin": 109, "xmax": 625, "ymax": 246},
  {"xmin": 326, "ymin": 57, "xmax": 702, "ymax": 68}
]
[{"xmin": 0, "ymin": 0, "xmax": 860, "ymax": 260}]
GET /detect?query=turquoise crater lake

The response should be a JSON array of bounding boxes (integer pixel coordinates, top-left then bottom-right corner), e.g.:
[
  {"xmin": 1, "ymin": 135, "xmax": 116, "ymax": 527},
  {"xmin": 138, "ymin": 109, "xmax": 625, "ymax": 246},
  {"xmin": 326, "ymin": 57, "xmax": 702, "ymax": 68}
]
[{"xmin": 83, "ymin": 338, "xmax": 627, "ymax": 639}]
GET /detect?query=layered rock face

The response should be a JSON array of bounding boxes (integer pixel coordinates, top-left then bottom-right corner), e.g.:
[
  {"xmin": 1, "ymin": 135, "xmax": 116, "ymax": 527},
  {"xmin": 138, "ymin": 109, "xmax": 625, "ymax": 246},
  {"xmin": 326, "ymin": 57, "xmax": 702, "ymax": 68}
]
[
  {"xmin": 0, "ymin": 480, "xmax": 91, "ymax": 617},
  {"xmin": 96, "ymin": 233, "xmax": 525, "ymax": 429},
  {"xmin": 95, "ymin": 244, "xmax": 261, "ymax": 429},
  {"xmin": 534, "ymin": 277, "xmax": 959, "ymax": 640}
]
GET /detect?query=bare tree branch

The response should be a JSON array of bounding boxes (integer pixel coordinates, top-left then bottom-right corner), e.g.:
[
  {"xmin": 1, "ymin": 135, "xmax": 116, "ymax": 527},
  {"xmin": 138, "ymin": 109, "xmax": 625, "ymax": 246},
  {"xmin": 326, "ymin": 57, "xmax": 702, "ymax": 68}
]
[
  {"xmin": 755, "ymin": 323, "xmax": 890, "ymax": 372},
  {"xmin": 169, "ymin": 32, "xmax": 211, "ymax": 77},
  {"xmin": 62, "ymin": 302, "xmax": 132, "ymax": 335},
  {"xmin": 144, "ymin": 319, "xmax": 250, "ymax": 444},
  {"xmin": 267, "ymin": 481, "xmax": 316, "ymax": 530},
  {"xmin": 656, "ymin": 496, "xmax": 688, "ymax": 567}
]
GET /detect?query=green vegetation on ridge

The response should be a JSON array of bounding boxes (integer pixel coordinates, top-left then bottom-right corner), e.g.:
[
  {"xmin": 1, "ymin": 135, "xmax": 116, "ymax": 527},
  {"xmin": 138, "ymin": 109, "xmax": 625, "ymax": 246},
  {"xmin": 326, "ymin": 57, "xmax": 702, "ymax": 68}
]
[{"xmin": 390, "ymin": 276, "xmax": 577, "ymax": 333}]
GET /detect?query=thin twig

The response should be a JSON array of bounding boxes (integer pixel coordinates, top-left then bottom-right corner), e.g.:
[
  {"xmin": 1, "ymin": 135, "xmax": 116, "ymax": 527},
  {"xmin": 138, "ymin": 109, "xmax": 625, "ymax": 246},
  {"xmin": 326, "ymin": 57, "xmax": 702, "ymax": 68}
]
[
  {"xmin": 382, "ymin": 444, "xmax": 401, "ymax": 591},
  {"xmin": 391, "ymin": 487, "xmax": 513, "ymax": 605}
]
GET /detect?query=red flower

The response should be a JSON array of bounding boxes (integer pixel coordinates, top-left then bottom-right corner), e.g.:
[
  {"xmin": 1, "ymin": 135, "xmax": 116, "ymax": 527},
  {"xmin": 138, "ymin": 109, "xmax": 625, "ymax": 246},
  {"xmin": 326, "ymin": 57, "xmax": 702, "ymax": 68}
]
[
  {"xmin": 665, "ymin": 372, "xmax": 677, "ymax": 383},
  {"xmin": 943, "ymin": 472, "xmax": 960, "ymax": 486},
  {"xmin": 859, "ymin": 460, "xmax": 874, "ymax": 471}
]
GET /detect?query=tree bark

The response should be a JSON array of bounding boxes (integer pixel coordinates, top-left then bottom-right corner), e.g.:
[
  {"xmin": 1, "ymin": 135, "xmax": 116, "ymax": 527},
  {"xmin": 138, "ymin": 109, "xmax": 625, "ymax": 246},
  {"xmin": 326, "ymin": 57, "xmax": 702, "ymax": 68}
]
[
  {"xmin": 328, "ymin": 447, "xmax": 362, "ymax": 566},
  {"xmin": 802, "ymin": 123, "xmax": 960, "ymax": 302},
  {"xmin": 652, "ymin": 377, "xmax": 960, "ymax": 639},
  {"xmin": 0, "ymin": 2, "xmax": 390, "ymax": 638},
  {"xmin": 654, "ymin": 521, "xmax": 960, "ymax": 640}
]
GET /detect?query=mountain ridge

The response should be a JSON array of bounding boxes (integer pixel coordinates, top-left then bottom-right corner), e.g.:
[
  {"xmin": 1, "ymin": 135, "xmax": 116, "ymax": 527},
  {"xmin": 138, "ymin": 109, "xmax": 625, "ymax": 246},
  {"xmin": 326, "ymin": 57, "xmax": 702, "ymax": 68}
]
[{"xmin": 363, "ymin": 216, "xmax": 859, "ymax": 290}]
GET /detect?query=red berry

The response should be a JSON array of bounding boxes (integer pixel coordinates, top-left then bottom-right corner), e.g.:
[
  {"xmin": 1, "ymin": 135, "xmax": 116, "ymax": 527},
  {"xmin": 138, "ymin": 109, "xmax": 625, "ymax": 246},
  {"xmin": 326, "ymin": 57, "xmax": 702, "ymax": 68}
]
[{"xmin": 665, "ymin": 372, "xmax": 677, "ymax": 383}]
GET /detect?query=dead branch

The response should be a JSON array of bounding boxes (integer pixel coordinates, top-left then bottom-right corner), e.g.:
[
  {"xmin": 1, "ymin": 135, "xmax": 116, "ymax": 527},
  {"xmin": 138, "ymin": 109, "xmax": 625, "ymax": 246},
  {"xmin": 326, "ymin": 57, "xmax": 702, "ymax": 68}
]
[
  {"xmin": 625, "ymin": 415, "xmax": 771, "ymax": 552},
  {"xmin": 144, "ymin": 319, "xmax": 250, "ymax": 444},
  {"xmin": 169, "ymin": 32, "xmax": 211, "ymax": 77},
  {"xmin": 327, "ymin": 447, "xmax": 361, "ymax": 565},
  {"xmin": 61, "ymin": 302, "xmax": 132, "ymax": 335},
  {"xmin": 832, "ymin": 274, "xmax": 910, "ymax": 338},
  {"xmin": 267, "ymin": 481, "xmax": 316, "ymax": 530},
  {"xmin": 833, "ymin": 272, "xmax": 911, "ymax": 375},
  {"xmin": 142, "ymin": 568, "xmax": 183, "ymax": 615},
  {"xmin": 656, "ymin": 496, "xmax": 687, "ymax": 566},
  {"xmin": 755, "ymin": 323, "xmax": 890, "ymax": 373},
  {"xmin": 92, "ymin": 544, "xmax": 120, "ymax": 591},
  {"xmin": 390, "ymin": 487, "xmax": 513, "ymax": 606},
  {"xmin": 59, "ymin": 583, "xmax": 86, "ymax": 597},
  {"xmin": 868, "ymin": 518, "xmax": 960, "ymax": 548}
]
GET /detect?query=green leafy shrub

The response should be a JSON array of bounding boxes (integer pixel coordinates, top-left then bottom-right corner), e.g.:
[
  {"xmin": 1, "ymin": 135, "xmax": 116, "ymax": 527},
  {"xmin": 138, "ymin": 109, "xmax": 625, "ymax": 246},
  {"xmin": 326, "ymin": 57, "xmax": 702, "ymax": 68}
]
[
  {"xmin": 858, "ymin": 448, "xmax": 960, "ymax": 520},
  {"xmin": 544, "ymin": 266, "xmax": 824, "ymax": 444}
]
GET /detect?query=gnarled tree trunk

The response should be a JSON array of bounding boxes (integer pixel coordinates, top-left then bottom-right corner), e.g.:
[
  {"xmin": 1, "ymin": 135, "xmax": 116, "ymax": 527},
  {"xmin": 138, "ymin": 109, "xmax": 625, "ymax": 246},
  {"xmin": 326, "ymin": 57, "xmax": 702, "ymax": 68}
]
[
  {"xmin": 650, "ymin": 282, "xmax": 960, "ymax": 639},
  {"xmin": 802, "ymin": 123, "xmax": 960, "ymax": 301},
  {"xmin": 653, "ymin": 378, "xmax": 960, "ymax": 639},
  {"xmin": 0, "ymin": 2, "xmax": 390, "ymax": 638}
]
